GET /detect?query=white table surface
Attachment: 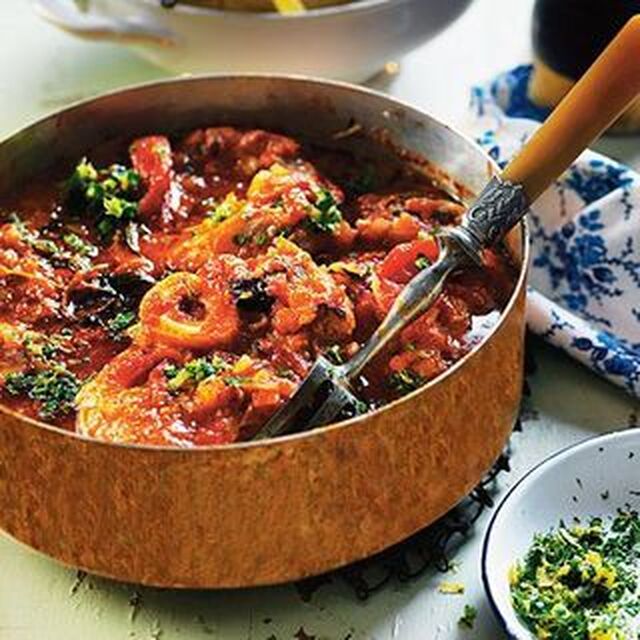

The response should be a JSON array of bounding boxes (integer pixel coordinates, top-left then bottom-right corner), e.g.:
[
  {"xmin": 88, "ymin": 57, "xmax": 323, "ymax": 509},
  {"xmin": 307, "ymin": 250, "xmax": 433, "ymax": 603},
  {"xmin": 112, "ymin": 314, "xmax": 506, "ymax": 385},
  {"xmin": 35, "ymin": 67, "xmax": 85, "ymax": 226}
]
[{"xmin": 1, "ymin": 1, "xmax": 640, "ymax": 639}]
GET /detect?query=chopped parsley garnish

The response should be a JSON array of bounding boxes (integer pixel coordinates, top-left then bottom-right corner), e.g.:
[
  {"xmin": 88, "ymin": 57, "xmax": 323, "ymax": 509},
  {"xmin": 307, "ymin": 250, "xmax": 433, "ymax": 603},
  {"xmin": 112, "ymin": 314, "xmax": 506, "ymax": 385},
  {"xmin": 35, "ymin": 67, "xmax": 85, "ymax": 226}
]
[
  {"xmin": 458, "ymin": 604, "xmax": 477, "ymax": 629},
  {"xmin": 4, "ymin": 366, "xmax": 81, "ymax": 419},
  {"xmin": 275, "ymin": 367, "xmax": 295, "ymax": 380},
  {"xmin": 224, "ymin": 376, "xmax": 247, "ymax": 388},
  {"xmin": 233, "ymin": 233, "xmax": 250, "ymax": 247},
  {"xmin": 230, "ymin": 231, "xmax": 272, "ymax": 249},
  {"xmin": 389, "ymin": 369, "xmax": 425, "ymax": 396},
  {"xmin": 71, "ymin": 157, "xmax": 98, "ymax": 185},
  {"xmin": 107, "ymin": 311, "xmax": 137, "ymax": 336},
  {"xmin": 229, "ymin": 230, "xmax": 271, "ymax": 249},
  {"xmin": 510, "ymin": 512, "xmax": 640, "ymax": 640},
  {"xmin": 415, "ymin": 255, "xmax": 432, "ymax": 271},
  {"xmin": 254, "ymin": 231, "xmax": 269, "ymax": 247},
  {"xmin": 31, "ymin": 238, "xmax": 60, "ymax": 256},
  {"xmin": 103, "ymin": 194, "xmax": 138, "ymax": 220},
  {"xmin": 22, "ymin": 331, "xmax": 70, "ymax": 363},
  {"xmin": 63, "ymin": 232, "xmax": 98, "ymax": 257},
  {"xmin": 324, "ymin": 344, "xmax": 345, "ymax": 365},
  {"xmin": 207, "ymin": 196, "xmax": 239, "ymax": 225},
  {"xmin": 306, "ymin": 189, "xmax": 343, "ymax": 234},
  {"xmin": 164, "ymin": 357, "xmax": 256, "ymax": 392},
  {"xmin": 165, "ymin": 356, "xmax": 229, "ymax": 393},
  {"xmin": 10, "ymin": 214, "xmax": 61, "ymax": 257},
  {"xmin": 65, "ymin": 158, "xmax": 141, "ymax": 244},
  {"xmin": 8, "ymin": 214, "xmax": 97, "ymax": 271}
]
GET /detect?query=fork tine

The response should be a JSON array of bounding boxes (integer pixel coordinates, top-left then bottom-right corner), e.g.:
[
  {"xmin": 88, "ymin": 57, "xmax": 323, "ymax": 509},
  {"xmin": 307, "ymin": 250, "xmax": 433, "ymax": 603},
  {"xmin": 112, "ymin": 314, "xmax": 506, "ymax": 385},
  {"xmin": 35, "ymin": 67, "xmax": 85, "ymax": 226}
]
[
  {"xmin": 253, "ymin": 357, "xmax": 362, "ymax": 439},
  {"xmin": 301, "ymin": 380, "xmax": 363, "ymax": 431}
]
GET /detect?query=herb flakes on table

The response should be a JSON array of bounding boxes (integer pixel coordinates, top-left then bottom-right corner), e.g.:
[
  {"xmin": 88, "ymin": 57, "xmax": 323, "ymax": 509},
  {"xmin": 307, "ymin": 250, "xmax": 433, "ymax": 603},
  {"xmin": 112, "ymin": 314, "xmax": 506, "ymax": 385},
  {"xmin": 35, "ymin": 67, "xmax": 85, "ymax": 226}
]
[
  {"xmin": 458, "ymin": 604, "xmax": 477, "ymax": 629},
  {"xmin": 510, "ymin": 511, "xmax": 640, "ymax": 640}
]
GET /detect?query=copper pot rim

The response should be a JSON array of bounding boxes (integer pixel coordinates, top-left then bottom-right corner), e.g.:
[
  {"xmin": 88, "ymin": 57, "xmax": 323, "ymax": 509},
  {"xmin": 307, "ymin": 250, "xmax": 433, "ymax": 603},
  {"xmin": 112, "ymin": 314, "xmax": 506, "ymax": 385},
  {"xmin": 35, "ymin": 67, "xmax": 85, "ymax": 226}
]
[{"xmin": 0, "ymin": 73, "xmax": 530, "ymax": 454}]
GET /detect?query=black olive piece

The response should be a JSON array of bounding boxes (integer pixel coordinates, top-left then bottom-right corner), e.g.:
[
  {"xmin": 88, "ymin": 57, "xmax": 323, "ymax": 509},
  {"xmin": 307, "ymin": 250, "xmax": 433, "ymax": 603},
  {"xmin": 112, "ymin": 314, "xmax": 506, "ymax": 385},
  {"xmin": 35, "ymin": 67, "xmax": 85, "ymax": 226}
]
[
  {"xmin": 68, "ymin": 271, "xmax": 156, "ymax": 326},
  {"xmin": 67, "ymin": 286, "xmax": 118, "ymax": 325},
  {"xmin": 108, "ymin": 271, "xmax": 156, "ymax": 308},
  {"xmin": 231, "ymin": 278, "xmax": 275, "ymax": 314}
]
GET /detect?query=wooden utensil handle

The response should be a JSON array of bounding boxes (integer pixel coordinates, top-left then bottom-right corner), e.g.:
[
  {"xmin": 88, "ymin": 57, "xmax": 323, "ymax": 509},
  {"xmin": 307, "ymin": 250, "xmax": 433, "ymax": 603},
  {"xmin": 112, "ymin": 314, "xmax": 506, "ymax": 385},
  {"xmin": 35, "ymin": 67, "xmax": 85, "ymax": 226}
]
[{"xmin": 503, "ymin": 15, "xmax": 640, "ymax": 201}]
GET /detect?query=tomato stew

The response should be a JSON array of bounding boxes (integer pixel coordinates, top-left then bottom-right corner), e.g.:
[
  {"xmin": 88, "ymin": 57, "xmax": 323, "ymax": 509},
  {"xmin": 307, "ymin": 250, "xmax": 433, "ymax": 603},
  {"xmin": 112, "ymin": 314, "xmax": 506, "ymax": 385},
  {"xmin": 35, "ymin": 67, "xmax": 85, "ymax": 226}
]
[{"xmin": 0, "ymin": 127, "xmax": 516, "ymax": 446}]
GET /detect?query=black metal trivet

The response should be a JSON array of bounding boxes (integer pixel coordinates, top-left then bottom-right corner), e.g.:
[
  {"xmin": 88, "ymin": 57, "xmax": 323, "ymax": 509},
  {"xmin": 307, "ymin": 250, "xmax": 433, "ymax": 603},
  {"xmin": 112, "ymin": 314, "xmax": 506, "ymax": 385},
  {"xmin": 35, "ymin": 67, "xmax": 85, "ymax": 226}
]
[{"xmin": 296, "ymin": 340, "xmax": 538, "ymax": 602}]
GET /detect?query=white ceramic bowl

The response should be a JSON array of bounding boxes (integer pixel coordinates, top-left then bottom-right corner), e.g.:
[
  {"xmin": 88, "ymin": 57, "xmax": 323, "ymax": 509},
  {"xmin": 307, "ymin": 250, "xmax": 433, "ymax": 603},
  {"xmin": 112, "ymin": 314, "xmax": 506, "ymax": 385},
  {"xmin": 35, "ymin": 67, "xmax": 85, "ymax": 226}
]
[
  {"xmin": 482, "ymin": 429, "xmax": 640, "ymax": 639},
  {"xmin": 35, "ymin": 0, "xmax": 473, "ymax": 81}
]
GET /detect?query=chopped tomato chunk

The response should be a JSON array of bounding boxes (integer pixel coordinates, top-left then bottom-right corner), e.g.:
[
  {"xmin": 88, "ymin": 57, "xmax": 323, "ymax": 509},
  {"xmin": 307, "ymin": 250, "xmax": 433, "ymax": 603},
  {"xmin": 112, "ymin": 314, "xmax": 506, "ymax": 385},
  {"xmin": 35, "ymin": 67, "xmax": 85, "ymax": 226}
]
[
  {"xmin": 130, "ymin": 135, "xmax": 173, "ymax": 219},
  {"xmin": 377, "ymin": 238, "xmax": 439, "ymax": 284}
]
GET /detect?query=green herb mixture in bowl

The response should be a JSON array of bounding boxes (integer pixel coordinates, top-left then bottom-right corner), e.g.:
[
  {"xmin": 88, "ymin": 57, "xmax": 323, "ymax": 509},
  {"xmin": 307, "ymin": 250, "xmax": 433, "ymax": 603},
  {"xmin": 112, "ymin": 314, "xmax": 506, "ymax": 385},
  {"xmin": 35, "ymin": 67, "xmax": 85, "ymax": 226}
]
[
  {"xmin": 511, "ymin": 512, "xmax": 640, "ymax": 639},
  {"xmin": 482, "ymin": 430, "xmax": 640, "ymax": 640}
]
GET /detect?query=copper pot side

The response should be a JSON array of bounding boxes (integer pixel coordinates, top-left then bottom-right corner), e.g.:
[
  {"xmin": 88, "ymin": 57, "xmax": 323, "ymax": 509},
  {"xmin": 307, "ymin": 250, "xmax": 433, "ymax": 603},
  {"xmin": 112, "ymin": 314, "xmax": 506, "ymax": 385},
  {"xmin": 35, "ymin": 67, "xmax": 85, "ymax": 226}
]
[{"xmin": 0, "ymin": 76, "xmax": 528, "ymax": 588}]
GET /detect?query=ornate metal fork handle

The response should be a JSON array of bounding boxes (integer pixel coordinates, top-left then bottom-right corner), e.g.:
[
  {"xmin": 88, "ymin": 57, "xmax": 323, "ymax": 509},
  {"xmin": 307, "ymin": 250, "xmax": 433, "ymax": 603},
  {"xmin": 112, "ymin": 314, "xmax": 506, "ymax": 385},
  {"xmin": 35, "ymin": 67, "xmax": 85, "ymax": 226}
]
[
  {"xmin": 338, "ymin": 176, "xmax": 529, "ymax": 385},
  {"xmin": 445, "ymin": 176, "xmax": 529, "ymax": 265}
]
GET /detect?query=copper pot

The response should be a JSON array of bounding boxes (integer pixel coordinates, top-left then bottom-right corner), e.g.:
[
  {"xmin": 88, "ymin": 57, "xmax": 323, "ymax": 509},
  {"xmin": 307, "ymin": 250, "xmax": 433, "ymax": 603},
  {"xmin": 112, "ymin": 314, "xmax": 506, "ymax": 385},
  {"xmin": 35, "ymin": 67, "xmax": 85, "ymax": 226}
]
[{"xmin": 0, "ymin": 76, "xmax": 528, "ymax": 588}]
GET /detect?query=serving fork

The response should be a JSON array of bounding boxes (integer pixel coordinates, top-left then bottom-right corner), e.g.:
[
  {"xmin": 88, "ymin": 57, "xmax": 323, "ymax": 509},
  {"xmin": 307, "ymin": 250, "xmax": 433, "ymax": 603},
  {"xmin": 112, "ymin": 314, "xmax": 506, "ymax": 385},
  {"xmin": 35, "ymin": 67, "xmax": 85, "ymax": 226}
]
[{"xmin": 255, "ymin": 15, "xmax": 640, "ymax": 440}]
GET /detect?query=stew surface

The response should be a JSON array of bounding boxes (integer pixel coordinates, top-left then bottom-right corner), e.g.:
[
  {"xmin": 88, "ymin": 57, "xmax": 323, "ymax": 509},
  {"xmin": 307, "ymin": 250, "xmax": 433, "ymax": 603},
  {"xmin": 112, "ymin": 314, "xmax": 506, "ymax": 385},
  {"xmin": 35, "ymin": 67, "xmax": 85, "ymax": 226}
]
[{"xmin": 0, "ymin": 127, "xmax": 516, "ymax": 445}]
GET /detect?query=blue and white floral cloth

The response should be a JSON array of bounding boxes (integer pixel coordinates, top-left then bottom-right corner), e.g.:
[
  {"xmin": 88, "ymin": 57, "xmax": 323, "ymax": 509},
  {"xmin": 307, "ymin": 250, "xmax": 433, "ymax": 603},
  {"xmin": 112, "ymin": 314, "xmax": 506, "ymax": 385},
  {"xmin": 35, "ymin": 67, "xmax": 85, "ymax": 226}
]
[{"xmin": 469, "ymin": 65, "xmax": 640, "ymax": 396}]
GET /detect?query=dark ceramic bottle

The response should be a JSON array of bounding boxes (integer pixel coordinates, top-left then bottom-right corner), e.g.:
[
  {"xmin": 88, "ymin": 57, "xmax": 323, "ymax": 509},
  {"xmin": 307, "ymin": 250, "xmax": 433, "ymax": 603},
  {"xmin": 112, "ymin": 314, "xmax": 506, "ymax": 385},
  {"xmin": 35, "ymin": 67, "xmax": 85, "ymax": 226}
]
[{"xmin": 530, "ymin": 0, "xmax": 640, "ymax": 131}]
